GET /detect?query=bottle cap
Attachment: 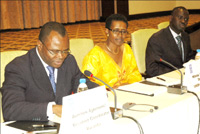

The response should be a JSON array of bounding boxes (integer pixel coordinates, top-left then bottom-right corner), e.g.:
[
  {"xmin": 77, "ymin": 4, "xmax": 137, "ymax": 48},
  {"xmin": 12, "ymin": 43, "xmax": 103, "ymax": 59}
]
[
  {"xmin": 79, "ymin": 78, "xmax": 86, "ymax": 83},
  {"xmin": 197, "ymin": 49, "xmax": 200, "ymax": 53}
]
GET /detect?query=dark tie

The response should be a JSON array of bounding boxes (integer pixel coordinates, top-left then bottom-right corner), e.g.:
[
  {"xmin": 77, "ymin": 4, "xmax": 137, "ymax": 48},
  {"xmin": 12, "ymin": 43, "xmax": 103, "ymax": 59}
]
[
  {"xmin": 47, "ymin": 66, "xmax": 56, "ymax": 94},
  {"xmin": 176, "ymin": 36, "xmax": 184, "ymax": 62}
]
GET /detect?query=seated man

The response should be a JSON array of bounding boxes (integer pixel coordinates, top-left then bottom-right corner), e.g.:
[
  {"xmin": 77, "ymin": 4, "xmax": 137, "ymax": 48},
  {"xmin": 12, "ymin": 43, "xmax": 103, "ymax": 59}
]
[
  {"xmin": 145, "ymin": 6, "xmax": 196, "ymax": 77},
  {"xmin": 0, "ymin": 22, "xmax": 98, "ymax": 121}
]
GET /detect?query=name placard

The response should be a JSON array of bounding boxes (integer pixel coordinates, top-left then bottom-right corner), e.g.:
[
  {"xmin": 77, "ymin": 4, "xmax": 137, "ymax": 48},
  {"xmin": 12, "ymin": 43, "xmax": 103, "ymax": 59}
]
[
  {"xmin": 183, "ymin": 60, "xmax": 200, "ymax": 91},
  {"xmin": 59, "ymin": 86, "xmax": 113, "ymax": 134}
]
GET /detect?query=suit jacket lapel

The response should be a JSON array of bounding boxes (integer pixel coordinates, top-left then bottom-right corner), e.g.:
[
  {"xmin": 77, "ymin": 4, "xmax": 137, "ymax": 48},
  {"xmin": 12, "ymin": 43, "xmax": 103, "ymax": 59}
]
[
  {"xmin": 56, "ymin": 66, "xmax": 65, "ymax": 95},
  {"xmin": 55, "ymin": 61, "xmax": 71, "ymax": 104},
  {"xmin": 29, "ymin": 48, "xmax": 55, "ymax": 95}
]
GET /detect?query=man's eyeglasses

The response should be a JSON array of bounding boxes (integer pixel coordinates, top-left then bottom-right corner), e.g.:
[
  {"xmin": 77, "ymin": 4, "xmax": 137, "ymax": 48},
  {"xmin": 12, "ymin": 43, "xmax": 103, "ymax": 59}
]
[
  {"xmin": 43, "ymin": 43, "xmax": 71, "ymax": 56},
  {"xmin": 108, "ymin": 28, "xmax": 128, "ymax": 35}
]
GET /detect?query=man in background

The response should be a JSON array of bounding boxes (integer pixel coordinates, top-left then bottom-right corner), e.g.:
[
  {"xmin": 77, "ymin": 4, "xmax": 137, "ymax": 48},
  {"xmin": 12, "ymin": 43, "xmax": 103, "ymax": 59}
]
[
  {"xmin": 145, "ymin": 6, "xmax": 196, "ymax": 77},
  {"xmin": 1, "ymin": 22, "xmax": 98, "ymax": 121}
]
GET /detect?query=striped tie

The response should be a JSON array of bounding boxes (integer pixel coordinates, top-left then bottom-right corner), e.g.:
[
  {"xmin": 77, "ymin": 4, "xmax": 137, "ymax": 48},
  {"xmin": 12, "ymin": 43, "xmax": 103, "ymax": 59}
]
[
  {"xmin": 47, "ymin": 66, "xmax": 56, "ymax": 94},
  {"xmin": 176, "ymin": 36, "xmax": 184, "ymax": 62}
]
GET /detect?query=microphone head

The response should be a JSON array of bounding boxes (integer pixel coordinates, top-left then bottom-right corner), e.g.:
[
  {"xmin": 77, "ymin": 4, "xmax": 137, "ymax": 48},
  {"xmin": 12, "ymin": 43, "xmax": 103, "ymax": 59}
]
[
  {"xmin": 155, "ymin": 56, "xmax": 162, "ymax": 62},
  {"xmin": 154, "ymin": 106, "xmax": 159, "ymax": 110},
  {"xmin": 84, "ymin": 70, "xmax": 93, "ymax": 77}
]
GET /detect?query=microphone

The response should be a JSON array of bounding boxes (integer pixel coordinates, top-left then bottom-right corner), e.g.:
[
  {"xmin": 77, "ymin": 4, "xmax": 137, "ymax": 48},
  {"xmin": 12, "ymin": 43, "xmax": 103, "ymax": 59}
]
[
  {"xmin": 84, "ymin": 70, "xmax": 123, "ymax": 119},
  {"xmin": 122, "ymin": 102, "xmax": 159, "ymax": 113},
  {"xmin": 157, "ymin": 58, "xmax": 187, "ymax": 94}
]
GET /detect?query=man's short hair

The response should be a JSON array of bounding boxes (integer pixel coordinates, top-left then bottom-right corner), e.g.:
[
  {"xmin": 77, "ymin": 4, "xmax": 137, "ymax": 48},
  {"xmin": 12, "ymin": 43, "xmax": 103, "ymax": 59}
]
[
  {"xmin": 105, "ymin": 14, "xmax": 128, "ymax": 29},
  {"xmin": 39, "ymin": 21, "xmax": 66, "ymax": 43},
  {"xmin": 171, "ymin": 6, "xmax": 188, "ymax": 15}
]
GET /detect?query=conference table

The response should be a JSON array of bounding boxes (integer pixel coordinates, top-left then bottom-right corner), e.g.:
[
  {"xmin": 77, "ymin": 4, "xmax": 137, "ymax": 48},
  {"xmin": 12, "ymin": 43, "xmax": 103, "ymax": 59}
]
[
  {"xmin": 109, "ymin": 87, "xmax": 199, "ymax": 134},
  {"xmin": 108, "ymin": 69, "xmax": 200, "ymax": 134},
  {"xmin": 1, "ymin": 69, "xmax": 200, "ymax": 134}
]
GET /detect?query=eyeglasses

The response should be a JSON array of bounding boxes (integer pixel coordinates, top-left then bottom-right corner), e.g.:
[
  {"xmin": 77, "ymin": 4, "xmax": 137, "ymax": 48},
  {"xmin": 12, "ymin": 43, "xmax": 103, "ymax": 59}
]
[
  {"xmin": 108, "ymin": 28, "xmax": 128, "ymax": 35},
  {"xmin": 177, "ymin": 15, "xmax": 189, "ymax": 22},
  {"xmin": 43, "ymin": 43, "xmax": 71, "ymax": 56}
]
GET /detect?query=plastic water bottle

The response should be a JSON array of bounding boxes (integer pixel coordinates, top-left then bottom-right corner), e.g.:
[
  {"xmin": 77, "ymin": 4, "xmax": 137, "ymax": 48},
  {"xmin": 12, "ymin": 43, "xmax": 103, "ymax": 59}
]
[
  {"xmin": 195, "ymin": 49, "xmax": 200, "ymax": 60},
  {"xmin": 77, "ymin": 78, "xmax": 88, "ymax": 92}
]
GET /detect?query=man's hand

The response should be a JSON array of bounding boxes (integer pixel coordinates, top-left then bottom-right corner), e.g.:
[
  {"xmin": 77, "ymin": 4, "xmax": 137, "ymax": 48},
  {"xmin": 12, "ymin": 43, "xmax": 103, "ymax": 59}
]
[{"xmin": 52, "ymin": 105, "xmax": 62, "ymax": 117}]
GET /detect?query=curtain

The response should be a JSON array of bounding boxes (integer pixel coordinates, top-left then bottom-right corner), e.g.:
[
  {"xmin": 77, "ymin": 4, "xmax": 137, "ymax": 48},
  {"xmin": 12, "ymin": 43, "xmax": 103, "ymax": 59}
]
[{"xmin": 0, "ymin": 0, "xmax": 101, "ymax": 30}]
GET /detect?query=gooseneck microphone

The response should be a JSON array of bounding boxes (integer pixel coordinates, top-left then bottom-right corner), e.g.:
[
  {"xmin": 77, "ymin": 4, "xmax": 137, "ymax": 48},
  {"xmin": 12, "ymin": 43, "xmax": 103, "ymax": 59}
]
[
  {"xmin": 158, "ymin": 58, "xmax": 186, "ymax": 94},
  {"xmin": 159, "ymin": 58, "xmax": 183, "ymax": 88},
  {"xmin": 84, "ymin": 70, "xmax": 122, "ymax": 119}
]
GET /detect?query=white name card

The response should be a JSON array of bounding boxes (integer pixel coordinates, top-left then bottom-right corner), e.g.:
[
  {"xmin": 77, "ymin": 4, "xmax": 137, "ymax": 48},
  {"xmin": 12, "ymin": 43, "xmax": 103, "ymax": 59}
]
[
  {"xmin": 183, "ymin": 60, "xmax": 200, "ymax": 91},
  {"xmin": 59, "ymin": 86, "xmax": 113, "ymax": 134}
]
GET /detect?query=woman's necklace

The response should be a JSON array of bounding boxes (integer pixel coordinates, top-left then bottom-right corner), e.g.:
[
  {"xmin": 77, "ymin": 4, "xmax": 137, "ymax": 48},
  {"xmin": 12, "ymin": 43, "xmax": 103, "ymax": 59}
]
[{"xmin": 106, "ymin": 45, "xmax": 119, "ymax": 55}]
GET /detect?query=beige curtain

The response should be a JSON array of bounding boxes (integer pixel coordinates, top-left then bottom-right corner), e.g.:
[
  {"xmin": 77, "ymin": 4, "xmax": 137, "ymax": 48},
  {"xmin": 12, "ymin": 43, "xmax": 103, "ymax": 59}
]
[{"xmin": 0, "ymin": 0, "xmax": 101, "ymax": 30}]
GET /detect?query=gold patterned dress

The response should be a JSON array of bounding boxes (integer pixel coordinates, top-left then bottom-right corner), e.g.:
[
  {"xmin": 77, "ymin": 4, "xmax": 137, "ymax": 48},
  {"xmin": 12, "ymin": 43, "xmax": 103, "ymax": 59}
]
[{"xmin": 81, "ymin": 43, "xmax": 142, "ymax": 88}]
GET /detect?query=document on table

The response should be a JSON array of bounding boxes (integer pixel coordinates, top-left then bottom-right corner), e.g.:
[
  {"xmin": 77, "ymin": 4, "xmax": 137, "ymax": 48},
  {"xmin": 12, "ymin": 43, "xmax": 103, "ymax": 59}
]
[
  {"xmin": 117, "ymin": 82, "xmax": 167, "ymax": 96},
  {"xmin": 146, "ymin": 75, "xmax": 180, "ymax": 86}
]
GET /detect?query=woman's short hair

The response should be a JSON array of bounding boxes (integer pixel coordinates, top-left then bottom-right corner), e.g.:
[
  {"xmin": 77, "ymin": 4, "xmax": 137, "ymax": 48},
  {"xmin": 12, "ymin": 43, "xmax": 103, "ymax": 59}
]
[{"xmin": 105, "ymin": 14, "xmax": 128, "ymax": 29}]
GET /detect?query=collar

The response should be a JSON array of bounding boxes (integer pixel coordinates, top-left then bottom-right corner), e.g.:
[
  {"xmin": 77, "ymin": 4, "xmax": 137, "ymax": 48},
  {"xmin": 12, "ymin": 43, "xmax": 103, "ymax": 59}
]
[
  {"xmin": 169, "ymin": 26, "xmax": 182, "ymax": 41},
  {"xmin": 36, "ymin": 47, "xmax": 58, "ymax": 83},
  {"xmin": 36, "ymin": 47, "xmax": 49, "ymax": 69}
]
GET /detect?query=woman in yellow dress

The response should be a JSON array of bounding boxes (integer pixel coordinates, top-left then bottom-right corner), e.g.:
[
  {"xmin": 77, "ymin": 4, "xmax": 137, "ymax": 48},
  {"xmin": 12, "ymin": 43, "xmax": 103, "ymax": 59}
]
[{"xmin": 82, "ymin": 14, "xmax": 142, "ymax": 88}]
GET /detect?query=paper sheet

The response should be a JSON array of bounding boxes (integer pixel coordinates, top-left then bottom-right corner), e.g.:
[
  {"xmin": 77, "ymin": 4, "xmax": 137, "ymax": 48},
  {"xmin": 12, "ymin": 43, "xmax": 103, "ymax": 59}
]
[
  {"xmin": 146, "ymin": 75, "xmax": 180, "ymax": 86},
  {"xmin": 117, "ymin": 82, "xmax": 167, "ymax": 96},
  {"xmin": 59, "ymin": 86, "xmax": 113, "ymax": 134}
]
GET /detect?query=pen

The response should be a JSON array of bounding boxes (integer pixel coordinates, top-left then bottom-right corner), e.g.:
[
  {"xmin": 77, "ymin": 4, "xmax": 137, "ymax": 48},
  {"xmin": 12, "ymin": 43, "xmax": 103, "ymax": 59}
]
[
  {"xmin": 32, "ymin": 124, "xmax": 57, "ymax": 128},
  {"xmin": 156, "ymin": 77, "xmax": 166, "ymax": 81},
  {"xmin": 117, "ymin": 89, "xmax": 154, "ymax": 97}
]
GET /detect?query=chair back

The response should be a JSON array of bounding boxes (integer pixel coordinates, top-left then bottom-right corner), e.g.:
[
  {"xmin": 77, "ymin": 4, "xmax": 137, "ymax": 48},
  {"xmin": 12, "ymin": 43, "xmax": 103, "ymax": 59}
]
[
  {"xmin": 70, "ymin": 39, "xmax": 94, "ymax": 69},
  {"xmin": 157, "ymin": 21, "xmax": 169, "ymax": 29},
  {"xmin": 0, "ymin": 50, "xmax": 27, "ymax": 123},
  {"xmin": 0, "ymin": 93, "xmax": 3, "ymax": 123},
  {"xmin": 131, "ymin": 29, "xmax": 159, "ymax": 75}
]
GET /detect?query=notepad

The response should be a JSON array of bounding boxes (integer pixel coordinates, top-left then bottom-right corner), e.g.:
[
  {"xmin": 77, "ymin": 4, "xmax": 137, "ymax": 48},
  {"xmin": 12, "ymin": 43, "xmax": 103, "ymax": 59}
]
[
  {"xmin": 117, "ymin": 82, "xmax": 167, "ymax": 96},
  {"xmin": 6, "ymin": 121, "xmax": 57, "ymax": 133}
]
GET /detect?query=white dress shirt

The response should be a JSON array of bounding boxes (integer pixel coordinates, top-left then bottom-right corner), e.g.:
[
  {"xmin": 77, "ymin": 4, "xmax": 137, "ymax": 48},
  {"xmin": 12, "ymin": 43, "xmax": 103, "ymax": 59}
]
[
  {"xmin": 169, "ymin": 26, "xmax": 184, "ymax": 60},
  {"xmin": 36, "ymin": 47, "xmax": 57, "ymax": 120}
]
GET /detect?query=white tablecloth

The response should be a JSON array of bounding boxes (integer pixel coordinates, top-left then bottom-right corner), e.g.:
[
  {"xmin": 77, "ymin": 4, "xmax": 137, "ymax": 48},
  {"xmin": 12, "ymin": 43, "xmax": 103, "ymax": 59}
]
[{"xmin": 109, "ymin": 69, "xmax": 199, "ymax": 134}]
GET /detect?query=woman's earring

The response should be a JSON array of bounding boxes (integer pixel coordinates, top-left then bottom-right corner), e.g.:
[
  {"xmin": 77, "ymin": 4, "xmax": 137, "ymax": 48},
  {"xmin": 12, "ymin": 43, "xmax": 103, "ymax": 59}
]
[{"xmin": 107, "ymin": 34, "xmax": 109, "ymax": 37}]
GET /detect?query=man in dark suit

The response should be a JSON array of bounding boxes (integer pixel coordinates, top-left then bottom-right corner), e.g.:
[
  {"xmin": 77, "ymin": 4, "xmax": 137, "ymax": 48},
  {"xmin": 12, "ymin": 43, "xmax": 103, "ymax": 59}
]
[
  {"xmin": 145, "ymin": 6, "xmax": 196, "ymax": 77},
  {"xmin": 1, "ymin": 22, "xmax": 98, "ymax": 121}
]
